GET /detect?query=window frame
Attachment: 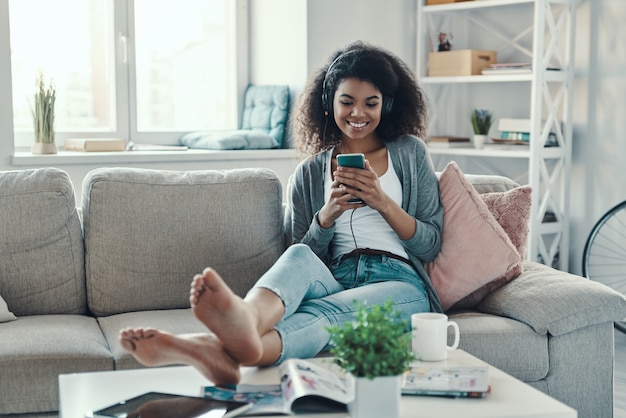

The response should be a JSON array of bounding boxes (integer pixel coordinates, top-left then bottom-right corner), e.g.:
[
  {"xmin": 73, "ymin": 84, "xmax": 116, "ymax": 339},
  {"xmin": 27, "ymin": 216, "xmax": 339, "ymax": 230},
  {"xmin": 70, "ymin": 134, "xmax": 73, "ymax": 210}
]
[{"xmin": 2, "ymin": 0, "xmax": 249, "ymax": 150}]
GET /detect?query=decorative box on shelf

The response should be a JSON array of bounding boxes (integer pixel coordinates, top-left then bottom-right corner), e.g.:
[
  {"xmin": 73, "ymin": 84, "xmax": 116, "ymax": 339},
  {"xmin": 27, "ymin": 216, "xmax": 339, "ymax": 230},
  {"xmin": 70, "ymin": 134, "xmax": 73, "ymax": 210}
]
[
  {"xmin": 428, "ymin": 50, "xmax": 497, "ymax": 77},
  {"xmin": 425, "ymin": 0, "xmax": 473, "ymax": 5}
]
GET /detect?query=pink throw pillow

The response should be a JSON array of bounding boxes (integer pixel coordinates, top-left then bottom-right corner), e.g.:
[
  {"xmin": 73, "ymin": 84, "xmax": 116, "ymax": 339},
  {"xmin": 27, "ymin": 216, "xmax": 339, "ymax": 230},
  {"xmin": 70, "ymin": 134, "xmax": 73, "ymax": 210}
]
[
  {"xmin": 482, "ymin": 186, "xmax": 531, "ymax": 257},
  {"xmin": 425, "ymin": 162, "xmax": 522, "ymax": 311},
  {"xmin": 450, "ymin": 185, "xmax": 532, "ymax": 310}
]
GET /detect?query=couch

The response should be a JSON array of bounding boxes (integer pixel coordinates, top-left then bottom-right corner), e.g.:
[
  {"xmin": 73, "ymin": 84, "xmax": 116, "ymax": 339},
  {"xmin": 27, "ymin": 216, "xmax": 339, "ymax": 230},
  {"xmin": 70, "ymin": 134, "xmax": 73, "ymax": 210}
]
[{"xmin": 0, "ymin": 166, "xmax": 624, "ymax": 418}]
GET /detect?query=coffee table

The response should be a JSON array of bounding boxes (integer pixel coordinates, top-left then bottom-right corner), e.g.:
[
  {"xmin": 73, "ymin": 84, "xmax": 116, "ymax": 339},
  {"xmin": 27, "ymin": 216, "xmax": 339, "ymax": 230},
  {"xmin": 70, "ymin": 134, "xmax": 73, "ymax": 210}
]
[{"xmin": 59, "ymin": 349, "xmax": 576, "ymax": 418}]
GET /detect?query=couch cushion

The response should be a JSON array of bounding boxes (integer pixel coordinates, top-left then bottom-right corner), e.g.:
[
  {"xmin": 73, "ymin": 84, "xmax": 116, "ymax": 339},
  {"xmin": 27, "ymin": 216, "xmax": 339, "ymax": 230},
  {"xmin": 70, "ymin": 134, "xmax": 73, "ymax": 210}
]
[
  {"xmin": 478, "ymin": 261, "xmax": 626, "ymax": 336},
  {"xmin": 449, "ymin": 311, "xmax": 549, "ymax": 382},
  {"xmin": 450, "ymin": 185, "xmax": 532, "ymax": 310},
  {"xmin": 82, "ymin": 167, "xmax": 285, "ymax": 316},
  {"xmin": 426, "ymin": 162, "xmax": 522, "ymax": 311},
  {"xmin": 179, "ymin": 129, "xmax": 279, "ymax": 150},
  {"xmin": 97, "ymin": 309, "xmax": 208, "ymax": 370},
  {"xmin": 0, "ymin": 168, "xmax": 86, "ymax": 316},
  {"xmin": 463, "ymin": 173, "xmax": 520, "ymax": 194},
  {"xmin": 0, "ymin": 315, "xmax": 112, "ymax": 415}
]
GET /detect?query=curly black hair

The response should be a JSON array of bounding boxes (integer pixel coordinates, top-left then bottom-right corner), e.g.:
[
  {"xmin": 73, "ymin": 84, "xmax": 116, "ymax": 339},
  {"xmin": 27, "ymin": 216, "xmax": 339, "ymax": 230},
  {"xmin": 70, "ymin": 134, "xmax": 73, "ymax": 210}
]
[{"xmin": 291, "ymin": 41, "xmax": 428, "ymax": 157}]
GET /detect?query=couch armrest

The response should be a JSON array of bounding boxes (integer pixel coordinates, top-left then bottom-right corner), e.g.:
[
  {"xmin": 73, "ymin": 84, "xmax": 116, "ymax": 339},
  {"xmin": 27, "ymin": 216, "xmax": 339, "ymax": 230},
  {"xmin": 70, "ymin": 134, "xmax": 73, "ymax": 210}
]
[{"xmin": 476, "ymin": 261, "xmax": 626, "ymax": 336}]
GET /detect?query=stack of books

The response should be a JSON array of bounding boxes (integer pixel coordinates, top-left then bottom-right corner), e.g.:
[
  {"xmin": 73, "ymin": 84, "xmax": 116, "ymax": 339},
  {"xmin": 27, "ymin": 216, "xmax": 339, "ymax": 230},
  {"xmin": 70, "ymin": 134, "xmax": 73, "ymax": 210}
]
[
  {"xmin": 495, "ymin": 118, "xmax": 532, "ymax": 144},
  {"xmin": 482, "ymin": 63, "xmax": 532, "ymax": 75},
  {"xmin": 482, "ymin": 63, "xmax": 561, "ymax": 76},
  {"xmin": 426, "ymin": 136, "xmax": 471, "ymax": 148},
  {"xmin": 494, "ymin": 118, "xmax": 558, "ymax": 146}
]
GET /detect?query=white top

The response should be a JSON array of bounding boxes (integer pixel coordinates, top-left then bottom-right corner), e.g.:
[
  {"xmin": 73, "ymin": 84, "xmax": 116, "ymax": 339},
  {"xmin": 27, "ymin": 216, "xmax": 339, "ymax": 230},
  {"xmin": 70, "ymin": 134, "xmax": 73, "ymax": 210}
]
[{"xmin": 324, "ymin": 149, "xmax": 408, "ymax": 261}]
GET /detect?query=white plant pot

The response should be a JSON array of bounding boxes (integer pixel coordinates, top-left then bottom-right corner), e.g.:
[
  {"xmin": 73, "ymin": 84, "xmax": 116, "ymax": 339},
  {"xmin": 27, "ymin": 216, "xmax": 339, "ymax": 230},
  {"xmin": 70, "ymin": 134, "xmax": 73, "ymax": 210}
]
[
  {"xmin": 349, "ymin": 375, "xmax": 401, "ymax": 418},
  {"xmin": 473, "ymin": 134, "xmax": 488, "ymax": 149},
  {"xmin": 31, "ymin": 142, "xmax": 58, "ymax": 154}
]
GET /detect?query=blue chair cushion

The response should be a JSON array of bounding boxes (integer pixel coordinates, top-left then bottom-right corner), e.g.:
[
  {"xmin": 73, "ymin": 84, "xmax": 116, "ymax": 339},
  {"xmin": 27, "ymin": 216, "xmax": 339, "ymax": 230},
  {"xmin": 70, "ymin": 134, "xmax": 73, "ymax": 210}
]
[
  {"xmin": 241, "ymin": 85, "xmax": 289, "ymax": 146},
  {"xmin": 180, "ymin": 84, "xmax": 289, "ymax": 150},
  {"xmin": 179, "ymin": 129, "xmax": 278, "ymax": 150}
]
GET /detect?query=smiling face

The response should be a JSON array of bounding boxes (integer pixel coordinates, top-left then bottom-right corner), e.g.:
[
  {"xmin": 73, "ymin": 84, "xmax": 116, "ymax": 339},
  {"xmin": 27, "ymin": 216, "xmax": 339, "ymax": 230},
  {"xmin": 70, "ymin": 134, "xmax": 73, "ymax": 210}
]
[{"xmin": 332, "ymin": 77, "xmax": 383, "ymax": 143}]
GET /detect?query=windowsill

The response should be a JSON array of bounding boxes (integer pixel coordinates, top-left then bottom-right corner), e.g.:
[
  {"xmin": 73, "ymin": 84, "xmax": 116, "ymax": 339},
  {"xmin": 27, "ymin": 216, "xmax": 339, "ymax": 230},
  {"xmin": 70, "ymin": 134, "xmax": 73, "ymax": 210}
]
[{"xmin": 11, "ymin": 148, "xmax": 298, "ymax": 166}]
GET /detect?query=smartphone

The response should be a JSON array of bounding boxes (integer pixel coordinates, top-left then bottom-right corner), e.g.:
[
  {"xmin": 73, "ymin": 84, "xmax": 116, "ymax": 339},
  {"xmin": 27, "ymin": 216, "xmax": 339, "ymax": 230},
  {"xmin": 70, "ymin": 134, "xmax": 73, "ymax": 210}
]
[
  {"xmin": 88, "ymin": 392, "xmax": 253, "ymax": 418},
  {"xmin": 336, "ymin": 153, "xmax": 365, "ymax": 203},
  {"xmin": 336, "ymin": 153, "xmax": 365, "ymax": 169}
]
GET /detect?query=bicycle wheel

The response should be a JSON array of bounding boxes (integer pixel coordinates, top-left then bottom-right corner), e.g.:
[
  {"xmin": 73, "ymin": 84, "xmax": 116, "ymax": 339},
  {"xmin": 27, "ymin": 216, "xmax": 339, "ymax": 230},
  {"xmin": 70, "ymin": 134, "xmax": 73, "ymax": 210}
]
[{"xmin": 582, "ymin": 200, "xmax": 626, "ymax": 333}]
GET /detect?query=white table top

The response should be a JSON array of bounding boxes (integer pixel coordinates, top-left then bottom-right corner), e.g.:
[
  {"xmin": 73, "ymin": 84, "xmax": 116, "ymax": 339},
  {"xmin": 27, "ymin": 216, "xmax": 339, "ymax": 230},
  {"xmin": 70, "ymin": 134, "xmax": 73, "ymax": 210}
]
[{"xmin": 59, "ymin": 350, "xmax": 576, "ymax": 418}]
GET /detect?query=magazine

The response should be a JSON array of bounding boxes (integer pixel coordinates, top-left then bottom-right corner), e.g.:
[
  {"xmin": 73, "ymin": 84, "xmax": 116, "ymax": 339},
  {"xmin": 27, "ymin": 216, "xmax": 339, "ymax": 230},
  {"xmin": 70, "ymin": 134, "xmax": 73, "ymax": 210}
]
[
  {"xmin": 401, "ymin": 365, "xmax": 490, "ymax": 398},
  {"xmin": 202, "ymin": 359, "xmax": 353, "ymax": 416}
]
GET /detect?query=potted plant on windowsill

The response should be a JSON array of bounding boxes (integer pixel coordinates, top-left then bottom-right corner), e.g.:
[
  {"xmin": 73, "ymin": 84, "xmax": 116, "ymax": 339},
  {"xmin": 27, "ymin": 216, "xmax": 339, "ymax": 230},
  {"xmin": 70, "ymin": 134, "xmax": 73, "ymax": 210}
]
[
  {"xmin": 31, "ymin": 73, "xmax": 57, "ymax": 154},
  {"xmin": 327, "ymin": 299, "xmax": 414, "ymax": 418},
  {"xmin": 470, "ymin": 108, "xmax": 493, "ymax": 149}
]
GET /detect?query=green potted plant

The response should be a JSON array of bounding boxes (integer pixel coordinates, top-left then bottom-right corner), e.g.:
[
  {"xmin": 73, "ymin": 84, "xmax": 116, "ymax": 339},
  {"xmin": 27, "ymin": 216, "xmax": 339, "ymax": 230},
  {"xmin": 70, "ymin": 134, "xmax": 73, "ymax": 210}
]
[
  {"xmin": 327, "ymin": 299, "xmax": 414, "ymax": 418},
  {"xmin": 470, "ymin": 108, "xmax": 492, "ymax": 149},
  {"xmin": 31, "ymin": 73, "xmax": 57, "ymax": 154}
]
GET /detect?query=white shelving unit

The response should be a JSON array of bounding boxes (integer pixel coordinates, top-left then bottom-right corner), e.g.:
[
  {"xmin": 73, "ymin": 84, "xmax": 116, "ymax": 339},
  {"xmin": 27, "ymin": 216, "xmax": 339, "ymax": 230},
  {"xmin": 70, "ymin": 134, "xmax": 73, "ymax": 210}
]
[{"xmin": 416, "ymin": 0, "xmax": 576, "ymax": 270}]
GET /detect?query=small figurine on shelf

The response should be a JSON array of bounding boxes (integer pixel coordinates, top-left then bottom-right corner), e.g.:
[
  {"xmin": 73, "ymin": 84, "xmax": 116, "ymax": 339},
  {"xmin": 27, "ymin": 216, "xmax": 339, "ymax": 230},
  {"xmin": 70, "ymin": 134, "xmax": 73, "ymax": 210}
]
[
  {"xmin": 470, "ymin": 109, "xmax": 492, "ymax": 149},
  {"xmin": 431, "ymin": 32, "xmax": 453, "ymax": 52},
  {"xmin": 437, "ymin": 32, "xmax": 452, "ymax": 51}
]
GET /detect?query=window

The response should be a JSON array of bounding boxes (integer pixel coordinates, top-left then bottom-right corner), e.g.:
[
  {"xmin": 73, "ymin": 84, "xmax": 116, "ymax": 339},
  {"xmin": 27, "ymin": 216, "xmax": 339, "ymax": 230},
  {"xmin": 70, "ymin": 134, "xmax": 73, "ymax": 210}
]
[{"xmin": 7, "ymin": 0, "xmax": 247, "ymax": 148}]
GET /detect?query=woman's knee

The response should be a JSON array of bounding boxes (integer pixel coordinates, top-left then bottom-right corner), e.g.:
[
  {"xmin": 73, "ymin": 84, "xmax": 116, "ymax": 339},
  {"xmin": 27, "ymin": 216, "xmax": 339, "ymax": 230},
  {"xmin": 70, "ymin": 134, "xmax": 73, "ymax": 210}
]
[{"xmin": 284, "ymin": 243, "xmax": 315, "ymax": 258}]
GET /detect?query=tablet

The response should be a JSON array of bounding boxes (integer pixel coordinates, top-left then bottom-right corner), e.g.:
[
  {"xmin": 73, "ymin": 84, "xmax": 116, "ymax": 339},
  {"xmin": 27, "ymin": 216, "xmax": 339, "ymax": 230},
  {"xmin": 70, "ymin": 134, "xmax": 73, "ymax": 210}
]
[{"xmin": 87, "ymin": 391, "xmax": 253, "ymax": 418}]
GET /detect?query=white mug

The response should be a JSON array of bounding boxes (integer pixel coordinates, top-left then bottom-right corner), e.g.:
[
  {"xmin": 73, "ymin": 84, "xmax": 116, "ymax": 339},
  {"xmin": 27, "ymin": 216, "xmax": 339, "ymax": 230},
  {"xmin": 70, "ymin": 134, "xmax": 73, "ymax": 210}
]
[{"xmin": 411, "ymin": 313, "xmax": 460, "ymax": 361}]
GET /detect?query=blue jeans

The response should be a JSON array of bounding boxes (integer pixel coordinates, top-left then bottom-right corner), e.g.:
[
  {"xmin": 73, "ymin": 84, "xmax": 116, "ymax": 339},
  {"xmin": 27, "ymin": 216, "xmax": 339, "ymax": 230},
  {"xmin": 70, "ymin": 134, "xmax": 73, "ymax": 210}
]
[{"xmin": 250, "ymin": 244, "xmax": 430, "ymax": 364}]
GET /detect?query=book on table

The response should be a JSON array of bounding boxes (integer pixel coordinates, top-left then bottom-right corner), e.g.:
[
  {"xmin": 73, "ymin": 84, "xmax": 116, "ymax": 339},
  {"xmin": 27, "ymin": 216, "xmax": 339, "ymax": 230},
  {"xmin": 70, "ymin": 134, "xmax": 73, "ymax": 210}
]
[{"xmin": 201, "ymin": 358, "xmax": 491, "ymax": 416}]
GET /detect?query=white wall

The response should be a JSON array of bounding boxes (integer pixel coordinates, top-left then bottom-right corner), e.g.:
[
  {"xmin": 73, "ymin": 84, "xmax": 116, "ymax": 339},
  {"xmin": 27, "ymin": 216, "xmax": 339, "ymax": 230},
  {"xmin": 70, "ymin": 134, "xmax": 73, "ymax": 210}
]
[
  {"xmin": 249, "ymin": 0, "xmax": 307, "ymax": 141},
  {"xmin": 305, "ymin": 0, "xmax": 416, "ymax": 76}
]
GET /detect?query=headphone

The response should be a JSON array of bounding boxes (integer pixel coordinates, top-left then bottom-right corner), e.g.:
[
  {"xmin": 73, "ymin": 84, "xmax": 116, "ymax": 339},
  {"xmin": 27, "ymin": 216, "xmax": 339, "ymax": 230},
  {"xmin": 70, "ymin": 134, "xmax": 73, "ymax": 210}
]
[{"xmin": 321, "ymin": 50, "xmax": 394, "ymax": 117}]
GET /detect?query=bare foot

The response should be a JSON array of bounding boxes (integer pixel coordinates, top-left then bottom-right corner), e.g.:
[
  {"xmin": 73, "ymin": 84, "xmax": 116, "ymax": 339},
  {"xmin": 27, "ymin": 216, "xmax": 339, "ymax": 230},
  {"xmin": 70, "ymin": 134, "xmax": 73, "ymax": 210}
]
[
  {"xmin": 190, "ymin": 268, "xmax": 263, "ymax": 364},
  {"xmin": 118, "ymin": 328, "xmax": 241, "ymax": 384}
]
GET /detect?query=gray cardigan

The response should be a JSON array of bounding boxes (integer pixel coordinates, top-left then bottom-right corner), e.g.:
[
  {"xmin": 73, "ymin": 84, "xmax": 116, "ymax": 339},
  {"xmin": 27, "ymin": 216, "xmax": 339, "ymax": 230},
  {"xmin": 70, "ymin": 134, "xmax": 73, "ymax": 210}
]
[{"xmin": 287, "ymin": 135, "xmax": 444, "ymax": 312}]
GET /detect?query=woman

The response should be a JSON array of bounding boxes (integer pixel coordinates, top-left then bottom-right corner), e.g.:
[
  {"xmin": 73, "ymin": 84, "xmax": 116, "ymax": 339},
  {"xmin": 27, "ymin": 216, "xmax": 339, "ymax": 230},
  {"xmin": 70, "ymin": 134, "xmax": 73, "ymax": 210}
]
[{"xmin": 119, "ymin": 41, "xmax": 444, "ymax": 385}]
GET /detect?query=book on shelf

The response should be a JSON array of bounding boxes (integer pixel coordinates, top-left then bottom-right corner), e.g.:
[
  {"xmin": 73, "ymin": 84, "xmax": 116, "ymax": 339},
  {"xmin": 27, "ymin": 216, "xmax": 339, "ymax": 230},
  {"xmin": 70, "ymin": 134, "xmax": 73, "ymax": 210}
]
[
  {"xmin": 426, "ymin": 136, "xmax": 472, "ymax": 148},
  {"xmin": 401, "ymin": 365, "xmax": 490, "ymax": 398},
  {"xmin": 64, "ymin": 137, "xmax": 126, "ymax": 152},
  {"xmin": 500, "ymin": 131, "xmax": 530, "ymax": 141},
  {"xmin": 482, "ymin": 62, "xmax": 532, "ymax": 75},
  {"xmin": 498, "ymin": 118, "xmax": 561, "ymax": 146},
  {"xmin": 481, "ymin": 63, "xmax": 561, "ymax": 75},
  {"xmin": 498, "ymin": 118, "xmax": 532, "ymax": 133},
  {"xmin": 482, "ymin": 67, "xmax": 532, "ymax": 75},
  {"xmin": 202, "ymin": 359, "xmax": 353, "ymax": 416}
]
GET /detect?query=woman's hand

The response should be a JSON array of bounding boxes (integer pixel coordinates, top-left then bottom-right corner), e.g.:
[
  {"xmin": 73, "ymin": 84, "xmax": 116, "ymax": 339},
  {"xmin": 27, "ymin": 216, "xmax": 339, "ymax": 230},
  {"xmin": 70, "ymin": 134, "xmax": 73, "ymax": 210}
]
[
  {"xmin": 331, "ymin": 160, "xmax": 417, "ymax": 240},
  {"xmin": 333, "ymin": 160, "xmax": 391, "ymax": 212},
  {"xmin": 317, "ymin": 177, "xmax": 366, "ymax": 228}
]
